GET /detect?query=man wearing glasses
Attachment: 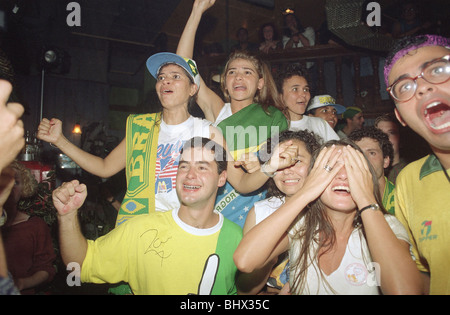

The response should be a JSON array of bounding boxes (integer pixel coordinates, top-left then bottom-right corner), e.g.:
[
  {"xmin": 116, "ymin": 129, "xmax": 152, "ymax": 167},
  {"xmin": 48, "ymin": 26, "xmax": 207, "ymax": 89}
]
[{"xmin": 384, "ymin": 34, "xmax": 450, "ymax": 295}]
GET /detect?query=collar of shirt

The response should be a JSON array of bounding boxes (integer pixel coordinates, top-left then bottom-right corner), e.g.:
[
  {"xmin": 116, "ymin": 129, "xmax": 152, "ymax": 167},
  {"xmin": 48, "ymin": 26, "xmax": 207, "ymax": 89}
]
[{"xmin": 420, "ymin": 154, "xmax": 443, "ymax": 180}]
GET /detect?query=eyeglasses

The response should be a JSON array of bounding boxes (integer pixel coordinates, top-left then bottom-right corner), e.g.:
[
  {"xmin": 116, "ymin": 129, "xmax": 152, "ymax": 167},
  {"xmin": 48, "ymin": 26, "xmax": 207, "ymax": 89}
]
[{"xmin": 387, "ymin": 55, "xmax": 450, "ymax": 102}]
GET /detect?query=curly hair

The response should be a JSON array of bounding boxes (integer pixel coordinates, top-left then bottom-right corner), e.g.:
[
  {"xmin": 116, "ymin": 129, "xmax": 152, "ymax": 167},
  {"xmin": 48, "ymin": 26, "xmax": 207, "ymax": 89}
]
[
  {"xmin": 385, "ymin": 35, "xmax": 429, "ymax": 69},
  {"xmin": 347, "ymin": 126, "xmax": 394, "ymax": 168},
  {"xmin": 275, "ymin": 63, "xmax": 311, "ymax": 121},
  {"xmin": 262, "ymin": 129, "xmax": 321, "ymax": 199},
  {"xmin": 275, "ymin": 63, "xmax": 310, "ymax": 94},
  {"xmin": 11, "ymin": 161, "xmax": 38, "ymax": 198}
]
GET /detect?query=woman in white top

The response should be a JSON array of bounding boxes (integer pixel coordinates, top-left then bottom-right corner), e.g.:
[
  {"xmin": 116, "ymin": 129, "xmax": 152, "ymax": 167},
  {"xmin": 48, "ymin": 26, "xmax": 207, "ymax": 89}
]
[
  {"xmin": 234, "ymin": 139, "xmax": 424, "ymax": 295},
  {"xmin": 282, "ymin": 13, "xmax": 315, "ymax": 50},
  {"xmin": 239, "ymin": 129, "xmax": 320, "ymax": 294},
  {"xmin": 275, "ymin": 63, "xmax": 339, "ymax": 143}
]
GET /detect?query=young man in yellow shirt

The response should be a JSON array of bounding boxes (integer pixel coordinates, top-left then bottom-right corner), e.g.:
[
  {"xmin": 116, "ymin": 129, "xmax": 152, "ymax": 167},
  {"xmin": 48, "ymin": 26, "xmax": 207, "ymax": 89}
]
[
  {"xmin": 53, "ymin": 137, "xmax": 242, "ymax": 295},
  {"xmin": 384, "ymin": 34, "xmax": 450, "ymax": 294}
]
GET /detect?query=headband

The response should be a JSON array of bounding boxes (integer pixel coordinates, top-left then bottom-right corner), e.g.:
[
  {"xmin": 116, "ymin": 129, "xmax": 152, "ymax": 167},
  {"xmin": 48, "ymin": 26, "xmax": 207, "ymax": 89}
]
[{"xmin": 383, "ymin": 35, "xmax": 450, "ymax": 87}]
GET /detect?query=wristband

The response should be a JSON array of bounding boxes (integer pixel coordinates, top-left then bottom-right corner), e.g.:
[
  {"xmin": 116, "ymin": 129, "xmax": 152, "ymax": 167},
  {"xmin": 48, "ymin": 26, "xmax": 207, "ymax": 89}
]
[
  {"xmin": 358, "ymin": 203, "xmax": 380, "ymax": 214},
  {"xmin": 353, "ymin": 203, "xmax": 379, "ymax": 228}
]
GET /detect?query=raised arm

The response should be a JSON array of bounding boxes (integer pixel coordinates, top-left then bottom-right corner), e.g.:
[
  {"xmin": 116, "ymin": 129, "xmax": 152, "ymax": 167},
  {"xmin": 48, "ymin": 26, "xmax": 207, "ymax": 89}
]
[
  {"xmin": 234, "ymin": 146, "xmax": 344, "ymax": 272},
  {"xmin": 344, "ymin": 146, "xmax": 423, "ymax": 295},
  {"xmin": 209, "ymin": 126, "xmax": 298, "ymax": 194},
  {"xmin": 177, "ymin": 0, "xmax": 215, "ymax": 60},
  {"xmin": 37, "ymin": 118, "xmax": 125, "ymax": 178},
  {"xmin": 176, "ymin": 0, "xmax": 224, "ymax": 122},
  {"xmin": 53, "ymin": 180, "xmax": 88, "ymax": 267}
]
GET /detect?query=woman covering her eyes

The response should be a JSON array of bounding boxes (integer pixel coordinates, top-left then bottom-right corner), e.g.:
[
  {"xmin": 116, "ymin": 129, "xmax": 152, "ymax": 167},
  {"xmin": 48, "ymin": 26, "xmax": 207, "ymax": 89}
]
[{"xmin": 234, "ymin": 139, "xmax": 424, "ymax": 295}]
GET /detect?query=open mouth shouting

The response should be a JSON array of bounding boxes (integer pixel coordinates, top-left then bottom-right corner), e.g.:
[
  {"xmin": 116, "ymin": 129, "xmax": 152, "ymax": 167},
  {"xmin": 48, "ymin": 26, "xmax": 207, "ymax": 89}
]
[
  {"xmin": 332, "ymin": 185, "xmax": 351, "ymax": 194},
  {"xmin": 232, "ymin": 84, "xmax": 248, "ymax": 93},
  {"xmin": 424, "ymin": 100, "xmax": 450, "ymax": 133}
]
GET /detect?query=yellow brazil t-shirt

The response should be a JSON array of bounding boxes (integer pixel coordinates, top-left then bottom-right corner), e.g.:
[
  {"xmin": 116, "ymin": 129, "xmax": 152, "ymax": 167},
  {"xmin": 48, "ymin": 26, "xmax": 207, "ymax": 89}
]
[
  {"xmin": 395, "ymin": 155, "xmax": 450, "ymax": 294},
  {"xmin": 81, "ymin": 209, "xmax": 242, "ymax": 295}
]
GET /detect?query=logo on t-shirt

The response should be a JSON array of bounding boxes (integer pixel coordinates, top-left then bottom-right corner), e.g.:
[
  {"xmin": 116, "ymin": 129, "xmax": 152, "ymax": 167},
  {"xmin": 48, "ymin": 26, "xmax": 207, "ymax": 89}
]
[
  {"xmin": 344, "ymin": 262, "xmax": 380, "ymax": 287},
  {"xmin": 420, "ymin": 220, "xmax": 438, "ymax": 242},
  {"xmin": 344, "ymin": 263, "xmax": 368, "ymax": 286},
  {"xmin": 155, "ymin": 140, "xmax": 184, "ymax": 194}
]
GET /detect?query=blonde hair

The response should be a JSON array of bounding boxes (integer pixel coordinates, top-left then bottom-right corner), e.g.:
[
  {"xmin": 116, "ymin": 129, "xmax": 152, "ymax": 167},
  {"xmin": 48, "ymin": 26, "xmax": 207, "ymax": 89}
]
[
  {"xmin": 220, "ymin": 50, "xmax": 286, "ymax": 115},
  {"xmin": 11, "ymin": 161, "xmax": 38, "ymax": 198}
]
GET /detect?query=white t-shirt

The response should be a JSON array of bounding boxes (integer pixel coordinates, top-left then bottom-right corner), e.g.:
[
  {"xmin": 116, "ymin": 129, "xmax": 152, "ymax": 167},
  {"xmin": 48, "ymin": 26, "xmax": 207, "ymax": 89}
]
[
  {"xmin": 213, "ymin": 103, "xmax": 233, "ymax": 127},
  {"xmin": 253, "ymin": 196, "xmax": 285, "ymax": 225},
  {"xmin": 282, "ymin": 26, "xmax": 316, "ymax": 48},
  {"xmin": 288, "ymin": 215, "xmax": 411, "ymax": 295},
  {"xmin": 289, "ymin": 115, "xmax": 339, "ymax": 143},
  {"xmin": 155, "ymin": 116, "xmax": 211, "ymax": 212}
]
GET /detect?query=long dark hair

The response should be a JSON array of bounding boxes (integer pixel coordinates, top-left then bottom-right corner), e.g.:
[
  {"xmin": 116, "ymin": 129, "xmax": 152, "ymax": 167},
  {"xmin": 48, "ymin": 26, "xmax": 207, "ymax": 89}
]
[
  {"xmin": 289, "ymin": 138, "xmax": 388, "ymax": 294},
  {"xmin": 282, "ymin": 13, "xmax": 305, "ymax": 37}
]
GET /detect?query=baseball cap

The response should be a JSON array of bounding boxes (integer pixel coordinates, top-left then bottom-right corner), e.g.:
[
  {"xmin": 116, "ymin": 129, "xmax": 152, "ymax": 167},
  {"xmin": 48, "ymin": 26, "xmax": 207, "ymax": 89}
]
[
  {"xmin": 307, "ymin": 95, "xmax": 346, "ymax": 115},
  {"xmin": 146, "ymin": 52, "xmax": 201, "ymax": 90},
  {"xmin": 343, "ymin": 106, "xmax": 362, "ymax": 119}
]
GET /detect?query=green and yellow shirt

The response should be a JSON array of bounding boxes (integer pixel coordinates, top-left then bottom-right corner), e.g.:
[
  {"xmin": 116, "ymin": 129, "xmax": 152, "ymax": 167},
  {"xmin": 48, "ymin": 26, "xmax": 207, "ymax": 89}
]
[
  {"xmin": 395, "ymin": 154, "xmax": 450, "ymax": 294},
  {"xmin": 82, "ymin": 209, "xmax": 242, "ymax": 295}
]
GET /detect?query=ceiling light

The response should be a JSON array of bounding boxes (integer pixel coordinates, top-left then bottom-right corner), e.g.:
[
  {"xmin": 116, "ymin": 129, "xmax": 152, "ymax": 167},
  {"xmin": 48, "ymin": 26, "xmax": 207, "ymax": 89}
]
[
  {"xmin": 284, "ymin": 8, "xmax": 295, "ymax": 14},
  {"xmin": 72, "ymin": 123, "xmax": 82, "ymax": 134},
  {"xmin": 44, "ymin": 50, "xmax": 57, "ymax": 64},
  {"xmin": 41, "ymin": 46, "xmax": 71, "ymax": 74}
]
